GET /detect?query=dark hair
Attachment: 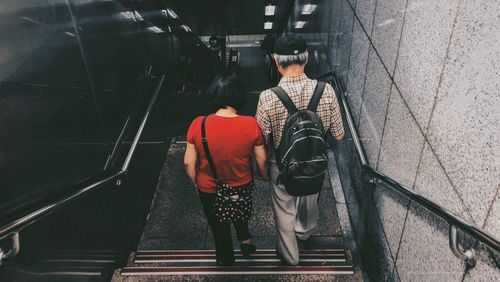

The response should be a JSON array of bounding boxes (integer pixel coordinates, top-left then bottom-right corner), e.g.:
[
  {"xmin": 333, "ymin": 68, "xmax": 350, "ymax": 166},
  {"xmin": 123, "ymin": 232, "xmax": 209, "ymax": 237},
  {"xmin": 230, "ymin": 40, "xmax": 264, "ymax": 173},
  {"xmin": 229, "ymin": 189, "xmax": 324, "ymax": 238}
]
[{"xmin": 207, "ymin": 73, "xmax": 246, "ymax": 111}]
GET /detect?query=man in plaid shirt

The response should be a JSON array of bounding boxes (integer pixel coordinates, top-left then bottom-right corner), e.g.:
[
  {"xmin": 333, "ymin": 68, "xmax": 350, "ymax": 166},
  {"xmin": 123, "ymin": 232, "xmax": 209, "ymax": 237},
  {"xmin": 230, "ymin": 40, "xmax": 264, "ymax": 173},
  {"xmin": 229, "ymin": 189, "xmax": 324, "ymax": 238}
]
[{"xmin": 256, "ymin": 34, "xmax": 344, "ymax": 265}]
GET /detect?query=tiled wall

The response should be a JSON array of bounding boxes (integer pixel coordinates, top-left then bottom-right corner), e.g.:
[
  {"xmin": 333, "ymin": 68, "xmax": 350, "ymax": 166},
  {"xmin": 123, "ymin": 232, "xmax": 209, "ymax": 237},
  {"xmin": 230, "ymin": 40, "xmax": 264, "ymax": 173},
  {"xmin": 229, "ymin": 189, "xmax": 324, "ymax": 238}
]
[{"xmin": 330, "ymin": 0, "xmax": 499, "ymax": 280}]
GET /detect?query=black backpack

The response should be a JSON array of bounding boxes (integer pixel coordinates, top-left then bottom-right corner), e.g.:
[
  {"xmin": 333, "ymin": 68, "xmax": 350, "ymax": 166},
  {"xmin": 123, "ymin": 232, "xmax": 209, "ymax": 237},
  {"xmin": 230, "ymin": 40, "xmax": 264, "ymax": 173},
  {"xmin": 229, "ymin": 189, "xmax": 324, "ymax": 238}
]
[{"xmin": 270, "ymin": 82, "xmax": 328, "ymax": 196}]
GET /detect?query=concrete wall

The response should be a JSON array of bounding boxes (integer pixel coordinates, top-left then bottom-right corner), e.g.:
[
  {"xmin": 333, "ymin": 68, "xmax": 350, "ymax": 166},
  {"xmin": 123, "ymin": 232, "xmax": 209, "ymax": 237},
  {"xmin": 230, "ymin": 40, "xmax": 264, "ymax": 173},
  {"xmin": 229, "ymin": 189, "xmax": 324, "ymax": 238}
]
[{"xmin": 330, "ymin": 0, "xmax": 499, "ymax": 280}]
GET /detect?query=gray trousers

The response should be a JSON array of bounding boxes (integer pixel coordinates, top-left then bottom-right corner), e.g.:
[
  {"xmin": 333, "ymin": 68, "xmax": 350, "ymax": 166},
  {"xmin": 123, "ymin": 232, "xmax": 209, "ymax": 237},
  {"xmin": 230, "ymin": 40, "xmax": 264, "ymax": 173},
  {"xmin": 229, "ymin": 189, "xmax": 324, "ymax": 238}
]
[{"xmin": 269, "ymin": 158, "xmax": 319, "ymax": 265}]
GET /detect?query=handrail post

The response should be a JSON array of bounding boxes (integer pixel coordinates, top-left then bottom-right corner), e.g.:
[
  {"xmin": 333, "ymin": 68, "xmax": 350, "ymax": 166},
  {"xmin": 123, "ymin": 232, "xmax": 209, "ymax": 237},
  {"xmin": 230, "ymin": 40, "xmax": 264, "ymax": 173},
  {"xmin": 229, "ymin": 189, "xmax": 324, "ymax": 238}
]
[
  {"xmin": 0, "ymin": 232, "xmax": 20, "ymax": 266},
  {"xmin": 449, "ymin": 225, "xmax": 476, "ymax": 268}
]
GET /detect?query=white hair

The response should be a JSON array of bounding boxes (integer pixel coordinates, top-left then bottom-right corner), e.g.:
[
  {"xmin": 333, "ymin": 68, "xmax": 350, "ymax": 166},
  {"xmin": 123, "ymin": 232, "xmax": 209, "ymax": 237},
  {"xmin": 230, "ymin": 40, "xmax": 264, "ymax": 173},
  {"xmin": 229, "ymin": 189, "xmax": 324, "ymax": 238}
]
[{"xmin": 273, "ymin": 51, "xmax": 308, "ymax": 68}]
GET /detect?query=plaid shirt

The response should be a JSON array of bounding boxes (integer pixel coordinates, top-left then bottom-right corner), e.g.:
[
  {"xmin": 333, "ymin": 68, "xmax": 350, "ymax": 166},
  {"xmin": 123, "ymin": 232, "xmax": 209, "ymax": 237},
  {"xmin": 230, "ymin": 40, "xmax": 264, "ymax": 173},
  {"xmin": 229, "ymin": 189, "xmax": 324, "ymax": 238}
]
[{"xmin": 256, "ymin": 73, "xmax": 344, "ymax": 148}]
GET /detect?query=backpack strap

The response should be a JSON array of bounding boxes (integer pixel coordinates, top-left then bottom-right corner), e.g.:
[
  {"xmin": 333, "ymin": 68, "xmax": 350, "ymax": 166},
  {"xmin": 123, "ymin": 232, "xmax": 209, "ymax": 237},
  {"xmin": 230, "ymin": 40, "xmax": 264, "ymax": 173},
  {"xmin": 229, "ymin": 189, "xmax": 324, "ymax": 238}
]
[
  {"xmin": 270, "ymin": 86, "xmax": 298, "ymax": 115},
  {"xmin": 307, "ymin": 81, "xmax": 326, "ymax": 112},
  {"xmin": 201, "ymin": 116, "xmax": 219, "ymax": 181}
]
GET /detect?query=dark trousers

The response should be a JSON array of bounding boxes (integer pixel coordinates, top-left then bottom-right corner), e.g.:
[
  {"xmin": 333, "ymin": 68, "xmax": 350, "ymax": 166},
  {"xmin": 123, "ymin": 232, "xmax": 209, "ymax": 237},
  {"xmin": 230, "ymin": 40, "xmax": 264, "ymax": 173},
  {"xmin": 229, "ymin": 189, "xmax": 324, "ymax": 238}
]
[{"xmin": 198, "ymin": 191, "xmax": 251, "ymax": 265}]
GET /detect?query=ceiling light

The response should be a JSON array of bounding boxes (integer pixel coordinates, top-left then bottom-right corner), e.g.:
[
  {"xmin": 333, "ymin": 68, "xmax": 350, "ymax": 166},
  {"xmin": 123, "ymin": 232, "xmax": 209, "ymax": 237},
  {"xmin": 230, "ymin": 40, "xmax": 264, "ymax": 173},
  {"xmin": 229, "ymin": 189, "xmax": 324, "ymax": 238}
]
[
  {"xmin": 265, "ymin": 5, "xmax": 276, "ymax": 16},
  {"xmin": 120, "ymin": 11, "xmax": 135, "ymax": 20},
  {"xmin": 302, "ymin": 4, "xmax": 317, "ymax": 15},
  {"xmin": 133, "ymin": 11, "xmax": 144, "ymax": 21},
  {"xmin": 166, "ymin": 8, "xmax": 179, "ymax": 19},
  {"xmin": 147, "ymin": 26, "xmax": 163, "ymax": 33},
  {"xmin": 295, "ymin": 21, "xmax": 306, "ymax": 29},
  {"xmin": 180, "ymin": 25, "xmax": 191, "ymax": 32},
  {"xmin": 264, "ymin": 21, "xmax": 273, "ymax": 30}
]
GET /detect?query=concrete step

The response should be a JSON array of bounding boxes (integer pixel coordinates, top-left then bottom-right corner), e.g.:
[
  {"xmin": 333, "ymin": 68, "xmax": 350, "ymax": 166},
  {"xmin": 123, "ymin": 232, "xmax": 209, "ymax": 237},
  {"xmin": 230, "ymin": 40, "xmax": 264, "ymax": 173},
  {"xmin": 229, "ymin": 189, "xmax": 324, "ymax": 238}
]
[
  {"xmin": 133, "ymin": 249, "xmax": 348, "ymax": 264},
  {"xmin": 120, "ymin": 265, "xmax": 355, "ymax": 276},
  {"xmin": 117, "ymin": 248, "xmax": 354, "ymax": 277}
]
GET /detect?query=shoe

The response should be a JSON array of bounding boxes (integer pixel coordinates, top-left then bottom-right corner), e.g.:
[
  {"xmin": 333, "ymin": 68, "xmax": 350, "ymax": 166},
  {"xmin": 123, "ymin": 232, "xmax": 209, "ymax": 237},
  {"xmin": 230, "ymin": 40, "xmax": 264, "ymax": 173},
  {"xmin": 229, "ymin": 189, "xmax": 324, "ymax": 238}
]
[
  {"xmin": 275, "ymin": 248, "xmax": 299, "ymax": 266},
  {"xmin": 216, "ymin": 258, "xmax": 234, "ymax": 266},
  {"xmin": 241, "ymin": 243, "xmax": 256, "ymax": 257}
]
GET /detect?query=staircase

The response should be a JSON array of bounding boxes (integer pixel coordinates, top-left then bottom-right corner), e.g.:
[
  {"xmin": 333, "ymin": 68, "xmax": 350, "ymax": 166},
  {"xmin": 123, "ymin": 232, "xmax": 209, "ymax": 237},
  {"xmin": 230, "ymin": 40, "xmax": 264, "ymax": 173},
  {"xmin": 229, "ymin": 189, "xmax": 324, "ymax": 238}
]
[{"xmin": 111, "ymin": 144, "xmax": 363, "ymax": 281}]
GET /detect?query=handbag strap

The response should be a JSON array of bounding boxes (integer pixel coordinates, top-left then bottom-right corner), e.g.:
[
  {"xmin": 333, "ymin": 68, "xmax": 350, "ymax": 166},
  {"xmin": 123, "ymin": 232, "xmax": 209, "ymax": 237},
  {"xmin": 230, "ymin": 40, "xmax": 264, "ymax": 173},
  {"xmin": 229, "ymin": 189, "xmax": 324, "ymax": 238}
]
[{"xmin": 201, "ymin": 116, "xmax": 219, "ymax": 181}]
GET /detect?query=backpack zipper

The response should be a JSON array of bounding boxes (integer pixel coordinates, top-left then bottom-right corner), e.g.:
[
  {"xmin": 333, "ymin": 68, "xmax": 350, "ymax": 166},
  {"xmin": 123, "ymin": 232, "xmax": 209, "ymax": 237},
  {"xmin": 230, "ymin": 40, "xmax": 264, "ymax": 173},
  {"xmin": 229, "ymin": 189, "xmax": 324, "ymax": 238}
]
[
  {"xmin": 281, "ymin": 136, "xmax": 326, "ymax": 163},
  {"xmin": 292, "ymin": 128, "xmax": 323, "ymax": 136}
]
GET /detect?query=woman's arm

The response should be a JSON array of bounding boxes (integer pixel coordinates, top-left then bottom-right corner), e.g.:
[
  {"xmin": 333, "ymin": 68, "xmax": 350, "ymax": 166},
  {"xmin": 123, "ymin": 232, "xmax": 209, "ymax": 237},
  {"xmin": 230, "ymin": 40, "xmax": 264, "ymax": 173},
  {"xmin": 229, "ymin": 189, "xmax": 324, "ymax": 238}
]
[
  {"xmin": 184, "ymin": 143, "xmax": 198, "ymax": 189},
  {"xmin": 254, "ymin": 145, "xmax": 268, "ymax": 180}
]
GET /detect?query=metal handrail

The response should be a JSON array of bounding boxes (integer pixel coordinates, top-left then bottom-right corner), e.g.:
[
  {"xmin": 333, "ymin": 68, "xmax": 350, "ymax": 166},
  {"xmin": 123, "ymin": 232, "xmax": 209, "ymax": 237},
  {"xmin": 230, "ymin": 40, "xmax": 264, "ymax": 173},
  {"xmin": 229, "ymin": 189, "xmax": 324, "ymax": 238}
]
[
  {"xmin": 122, "ymin": 75, "xmax": 165, "ymax": 172},
  {"xmin": 319, "ymin": 71, "xmax": 499, "ymax": 259},
  {"xmin": 0, "ymin": 75, "xmax": 166, "ymax": 259},
  {"xmin": 0, "ymin": 171, "xmax": 125, "ymax": 241}
]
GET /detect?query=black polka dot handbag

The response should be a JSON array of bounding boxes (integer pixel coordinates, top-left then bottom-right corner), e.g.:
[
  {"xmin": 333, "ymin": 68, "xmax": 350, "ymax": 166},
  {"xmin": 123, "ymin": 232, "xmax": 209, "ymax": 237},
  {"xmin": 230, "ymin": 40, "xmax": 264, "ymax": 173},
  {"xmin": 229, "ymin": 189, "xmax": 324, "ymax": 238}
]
[
  {"xmin": 212, "ymin": 181, "xmax": 253, "ymax": 223},
  {"xmin": 201, "ymin": 116, "xmax": 253, "ymax": 223}
]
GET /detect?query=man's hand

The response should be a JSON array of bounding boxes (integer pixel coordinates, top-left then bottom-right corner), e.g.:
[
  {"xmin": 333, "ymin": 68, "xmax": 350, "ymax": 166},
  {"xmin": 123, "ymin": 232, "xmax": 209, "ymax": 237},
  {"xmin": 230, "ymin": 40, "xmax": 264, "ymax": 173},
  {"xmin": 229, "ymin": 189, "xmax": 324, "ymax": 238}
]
[{"xmin": 254, "ymin": 145, "xmax": 268, "ymax": 181}]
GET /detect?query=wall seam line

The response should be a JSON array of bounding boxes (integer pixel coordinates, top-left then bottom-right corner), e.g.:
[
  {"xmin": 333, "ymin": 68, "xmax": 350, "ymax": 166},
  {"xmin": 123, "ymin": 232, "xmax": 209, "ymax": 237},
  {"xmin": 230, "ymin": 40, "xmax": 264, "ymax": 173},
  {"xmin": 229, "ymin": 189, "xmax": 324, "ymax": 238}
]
[
  {"xmin": 391, "ymin": 200, "xmax": 412, "ymax": 275},
  {"xmin": 374, "ymin": 0, "xmax": 409, "ymax": 168},
  {"xmin": 390, "ymin": 0, "xmax": 410, "ymax": 80},
  {"xmin": 422, "ymin": 0, "xmax": 463, "ymax": 136},
  {"xmin": 417, "ymin": 0, "xmax": 476, "ymax": 225},
  {"xmin": 343, "ymin": 0, "xmax": 358, "ymax": 91},
  {"xmin": 371, "ymin": 185, "xmax": 403, "ymax": 263},
  {"xmin": 355, "ymin": 0, "xmax": 378, "ymax": 128},
  {"xmin": 482, "ymin": 185, "xmax": 499, "ymax": 229},
  {"xmin": 374, "ymin": 83, "xmax": 393, "ymax": 169}
]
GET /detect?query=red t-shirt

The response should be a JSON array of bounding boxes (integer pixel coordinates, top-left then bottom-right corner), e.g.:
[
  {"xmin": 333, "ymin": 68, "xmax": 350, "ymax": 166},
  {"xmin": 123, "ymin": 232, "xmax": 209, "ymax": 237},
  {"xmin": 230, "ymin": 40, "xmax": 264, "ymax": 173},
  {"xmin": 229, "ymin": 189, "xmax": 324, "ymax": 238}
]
[{"xmin": 187, "ymin": 114, "xmax": 265, "ymax": 194}]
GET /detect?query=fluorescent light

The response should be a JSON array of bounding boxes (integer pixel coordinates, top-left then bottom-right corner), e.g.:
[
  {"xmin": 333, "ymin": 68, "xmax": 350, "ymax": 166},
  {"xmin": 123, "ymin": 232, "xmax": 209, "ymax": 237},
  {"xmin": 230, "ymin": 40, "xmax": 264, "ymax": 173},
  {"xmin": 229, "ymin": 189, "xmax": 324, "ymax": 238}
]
[
  {"xmin": 167, "ymin": 8, "xmax": 179, "ymax": 19},
  {"xmin": 133, "ymin": 11, "xmax": 144, "ymax": 21},
  {"xmin": 302, "ymin": 4, "xmax": 317, "ymax": 15},
  {"xmin": 265, "ymin": 5, "xmax": 276, "ymax": 16},
  {"xmin": 295, "ymin": 21, "xmax": 306, "ymax": 28},
  {"xmin": 264, "ymin": 21, "xmax": 273, "ymax": 30},
  {"xmin": 120, "ymin": 11, "xmax": 135, "ymax": 20},
  {"xmin": 180, "ymin": 25, "xmax": 191, "ymax": 32},
  {"xmin": 147, "ymin": 26, "xmax": 163, "ymax": 33},
  {"xmin": 20, "ymin": 17, "xmax": 41, "ymax": 24}
]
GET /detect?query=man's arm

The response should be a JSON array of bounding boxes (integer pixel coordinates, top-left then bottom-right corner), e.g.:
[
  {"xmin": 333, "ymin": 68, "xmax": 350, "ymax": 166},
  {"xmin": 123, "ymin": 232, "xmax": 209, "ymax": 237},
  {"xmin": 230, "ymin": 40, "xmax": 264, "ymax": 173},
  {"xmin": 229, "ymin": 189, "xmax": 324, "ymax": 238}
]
[
  {"xmin": 255, "ymin": 91, "xmax": 273, "ymax": 146},
  {"xmin": 326, "ymin": 84, "xmax": 345, "ymax": 141},
  {"xmin": 183, "ymin": 143, "xmax": 198, "ymax": 189}
]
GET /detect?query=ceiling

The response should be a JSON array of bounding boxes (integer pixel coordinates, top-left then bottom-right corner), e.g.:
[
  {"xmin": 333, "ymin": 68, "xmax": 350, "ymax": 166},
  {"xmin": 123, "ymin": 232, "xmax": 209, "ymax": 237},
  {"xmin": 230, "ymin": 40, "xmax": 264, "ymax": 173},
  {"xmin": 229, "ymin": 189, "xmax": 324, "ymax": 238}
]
[{"xmin": 149, "ymin": 0, "xmax": 292, "ymax": 36}]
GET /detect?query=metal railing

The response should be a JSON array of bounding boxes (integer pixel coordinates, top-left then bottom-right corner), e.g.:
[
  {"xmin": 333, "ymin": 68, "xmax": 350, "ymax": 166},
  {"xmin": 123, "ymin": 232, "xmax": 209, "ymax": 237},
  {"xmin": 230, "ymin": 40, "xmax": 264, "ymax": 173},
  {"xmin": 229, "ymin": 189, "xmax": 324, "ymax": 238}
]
[
  {"xmin": 0, "ymin": 75, "xmax": 166, "ymax": 264},
  {"xmin": 321, "ymin": 71, "xmax": 499, "ymax": 267}
]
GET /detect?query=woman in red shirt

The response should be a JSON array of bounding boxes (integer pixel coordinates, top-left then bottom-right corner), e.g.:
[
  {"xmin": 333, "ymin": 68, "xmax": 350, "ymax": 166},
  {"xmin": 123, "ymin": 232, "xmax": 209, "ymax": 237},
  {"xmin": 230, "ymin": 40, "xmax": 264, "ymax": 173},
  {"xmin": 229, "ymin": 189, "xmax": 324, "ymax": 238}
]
[{"xmin": 184, "ymin": 74, "xmax": 268, "ymax": 266}]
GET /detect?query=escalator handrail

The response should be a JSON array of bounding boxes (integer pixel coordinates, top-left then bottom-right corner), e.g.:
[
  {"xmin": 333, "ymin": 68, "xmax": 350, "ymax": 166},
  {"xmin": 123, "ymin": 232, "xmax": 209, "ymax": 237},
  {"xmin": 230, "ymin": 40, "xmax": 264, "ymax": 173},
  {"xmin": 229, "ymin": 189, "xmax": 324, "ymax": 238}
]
[
  {"xmin": 0, "ymin": 75, "xmax": 166, "ymax": 241},
  {"xmin": 318, "ymin": 71, "xmax": 500, "ymax": 254}
]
